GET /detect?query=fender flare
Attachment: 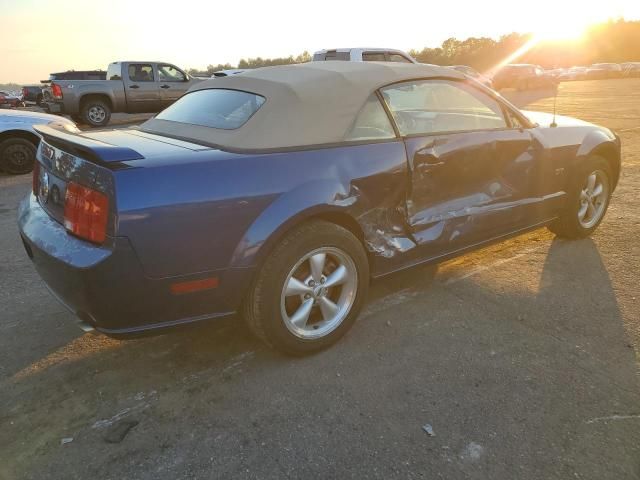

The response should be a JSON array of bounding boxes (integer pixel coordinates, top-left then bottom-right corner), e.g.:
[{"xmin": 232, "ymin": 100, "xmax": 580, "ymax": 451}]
[
  {"xmin": 576, "ymin": 129, "xmax": 621, "ymax": 186},
  {"xmin": 229, "ymin": 178, "xmax": 363, "ymax": 269}
]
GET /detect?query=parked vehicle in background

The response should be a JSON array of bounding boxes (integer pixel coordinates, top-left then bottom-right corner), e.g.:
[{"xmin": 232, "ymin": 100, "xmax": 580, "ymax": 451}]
[
  {"xmin": 22, "ymin": 86, "xmax": 45, "ymax": 106},
  {"xmin": 47, "ymin": 70, "xmax": 107, "ymax": 81},
  {"xmin": 621, "ymin": 62, "xmax": 640, "ymax": 78},
  {"xmin": 0, "ymin": 91, "xmax": 24, "ymax": 108},
  {"xmin": 0, "ymin": 110, "xmax": 75, "ymax": 174},
  {"xmin": 559, "ymin": 66, "xmax": 588, "ymax": 81},
  {"xmin": 211, "ymin": 69, "xmax": 246, "ymax": 77},
  {"xmin": 586, "ymin": 63, "xmax": 623, "ymax": 79},
  {"xmin": 492, "ymin": 64, "xmax": 556, "ymax": 90},
  {"xmin": 449, "ymin": 65, "xmax": 493, "ymax": 88},
  {"xmin": 545, "ymin": 68, "xmax": 565, "ymax": 79},
  {"xmin": 313, "ymin": 48, "xmax": 417, "ymax": 63},
  {"xmin": 44, "ymin": 61, "xmax": 203, "ymax": 127},
  {"xmin": 19, "ymin": 62, "xmax": 620, "ymax": 355},
  {"xmin": 41, "ymin": 70, "xmax": 107, "ymax": 105}
]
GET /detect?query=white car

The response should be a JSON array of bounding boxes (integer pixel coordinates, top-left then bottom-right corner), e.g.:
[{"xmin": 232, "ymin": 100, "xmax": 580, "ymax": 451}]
[
  {"xmin": 0, "ymin": 110, "xmax": 76, "ymax": 174},
  {"xmin": 312, "ymin": 48, "xmax": 417, "ymax": 63}
]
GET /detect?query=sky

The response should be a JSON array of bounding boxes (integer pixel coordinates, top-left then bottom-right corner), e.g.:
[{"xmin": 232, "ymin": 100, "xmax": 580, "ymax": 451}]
[{"xmin": 1, "ymin": 0, "xmax": 639, "ymax": 83}]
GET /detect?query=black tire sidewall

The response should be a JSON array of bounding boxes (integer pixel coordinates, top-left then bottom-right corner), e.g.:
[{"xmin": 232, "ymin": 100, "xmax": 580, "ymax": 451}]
[
  {"xmin": 251, "ymin": 222, "xmax": 369, "ymax": 355},
  {"xmin": 0, "ymin": 138, "xmax": 37, "ymax": 174}
]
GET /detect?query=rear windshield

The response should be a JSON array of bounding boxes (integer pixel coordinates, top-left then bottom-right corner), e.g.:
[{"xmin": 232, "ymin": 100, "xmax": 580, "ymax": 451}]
[{"xmin": 156, "ymin": 89, "xmax": 266, "ymax": 130}]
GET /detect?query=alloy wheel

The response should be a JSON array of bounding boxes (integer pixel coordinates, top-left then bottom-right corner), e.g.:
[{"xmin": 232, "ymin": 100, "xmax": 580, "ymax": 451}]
[
  {"xmin": 88, "ymin": 106, "xmax": 106, "ymax": 124},
  {"xmin": 280, "ymin": 246, "xmax": 358, "ymax": 340},
  {"xmin": 578, "ymin": 169, "xmax": 609, "ymax": 229}
]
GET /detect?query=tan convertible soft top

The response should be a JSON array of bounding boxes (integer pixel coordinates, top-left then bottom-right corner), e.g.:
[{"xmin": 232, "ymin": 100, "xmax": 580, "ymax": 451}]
[{"xmin": 140, "ymin": 61, "xmax": 463, "ymax": 151}]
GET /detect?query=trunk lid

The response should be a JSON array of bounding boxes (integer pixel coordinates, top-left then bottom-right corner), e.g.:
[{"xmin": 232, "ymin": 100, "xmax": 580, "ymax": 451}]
[{"xmin": 32, "ymin": 124, "xmax": 211, "ymax": 236}]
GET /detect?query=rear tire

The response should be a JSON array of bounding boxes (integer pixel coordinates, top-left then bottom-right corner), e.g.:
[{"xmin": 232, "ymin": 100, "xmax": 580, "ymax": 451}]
[
  {"xmin": 80, "ymin": 98, "xmax": 111, "ymax": 127},
  {"xmin": 548, "ymin": 155, "xmax": 612, "ymax": 239},
  {"xmin": 0, "ymin": 138, "xmax": 37, "ymax": 174},
  {"xmin": 243, "ymin": 220, "xmax": 369, "ymax": 355}
]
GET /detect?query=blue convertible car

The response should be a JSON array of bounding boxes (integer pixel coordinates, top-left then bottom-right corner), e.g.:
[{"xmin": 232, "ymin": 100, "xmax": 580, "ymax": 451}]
[{"xmin": 19, "ymin": 62, "xmax": 620, "ymax": 354}]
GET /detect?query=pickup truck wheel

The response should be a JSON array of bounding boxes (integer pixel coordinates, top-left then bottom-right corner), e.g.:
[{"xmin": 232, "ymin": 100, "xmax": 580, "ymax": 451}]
[
  {"xmin": 36, "ymin": 94, "xmax": 44, "ymax": 107},
  {"xmin": 0, "ymin": 138, "xmax": 37, "ymax": 174},
  {"xmin": 81, "ymin": 99, "xmax": 111, "ymax": 127},
  {"xmin": 243, "ymin": 220, "xmax": 369, "ymax": 356}
]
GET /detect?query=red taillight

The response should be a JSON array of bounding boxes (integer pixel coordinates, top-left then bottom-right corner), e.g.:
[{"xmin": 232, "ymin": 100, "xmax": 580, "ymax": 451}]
[
  {"xmin": 33, "ymin": 161, "xmax": 40, "ymax": 195},
  {"xmin": 51, "ymin": 83, "xmax": 63, "ymax": 99},
  {"xmin": 64, "ymin": 182, "xmax": 109, "ymax": 244}
]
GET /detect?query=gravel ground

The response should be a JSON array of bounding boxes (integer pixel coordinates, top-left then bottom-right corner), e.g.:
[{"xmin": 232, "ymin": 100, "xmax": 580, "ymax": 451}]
[{"xmin": 0, "ymin": 79, "xmax": 638, "ymax": 480}]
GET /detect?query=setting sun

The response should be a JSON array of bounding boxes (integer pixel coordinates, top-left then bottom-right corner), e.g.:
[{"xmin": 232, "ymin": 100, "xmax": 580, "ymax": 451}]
[{"xmin": 530, "ymin": 5, "xmax": 608, "ymax": 41}]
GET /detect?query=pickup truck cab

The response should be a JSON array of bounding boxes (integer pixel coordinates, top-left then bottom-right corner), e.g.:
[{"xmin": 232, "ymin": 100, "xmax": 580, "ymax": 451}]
[
  {"xmin": 312, "ymin": 48, "xmax": 417, "ymax": 63},
  {"xmin": 45, "ymin": 61, "xmax": 202, "ymax": 127}
]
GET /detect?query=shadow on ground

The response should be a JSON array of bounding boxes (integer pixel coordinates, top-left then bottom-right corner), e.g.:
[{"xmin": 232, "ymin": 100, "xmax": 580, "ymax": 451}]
[{"xmin": 2, "ymin": 234, "xmax": 638, "ymax": 480}]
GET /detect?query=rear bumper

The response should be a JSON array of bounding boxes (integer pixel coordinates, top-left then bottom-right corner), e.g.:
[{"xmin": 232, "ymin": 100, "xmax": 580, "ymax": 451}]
[
  {"xmin": 45, "ymin": 102, "xmax": 64, "ymax": 114},
  {"xmin": 18, "ymin": 194, "xmax": 252, "ymax": 337}
]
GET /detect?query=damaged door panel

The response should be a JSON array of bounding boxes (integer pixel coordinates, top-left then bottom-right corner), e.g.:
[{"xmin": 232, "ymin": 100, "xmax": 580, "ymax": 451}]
[{"xmin": 404, "ymin": 129, "xmax": 550, "ymax": 252}]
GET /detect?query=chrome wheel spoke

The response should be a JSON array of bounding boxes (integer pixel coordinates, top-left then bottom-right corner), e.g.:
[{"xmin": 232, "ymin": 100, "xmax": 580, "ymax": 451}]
[
  {"xmin": 285, "ymin": 277, "xmax": 312, "ymax": 297},
  {"xmin": 586, "ymin": 173, "xmax": 596, "ymax": 193},
  {"xmin": 324, "ymin": 264, "xmax": 348, "ymax": 288},
  {"xmin": 592, "ymin": 183, "xmax": 603, "ymax": 198},
  {"xmin": 290, "ymin": 298, "xmax": 314, "ymax": 328},
  {"xmin": 587, "ymin": 201, "xmax": 596, "ymax": 219},
  {"xmin": 578, "ymin": 203, "xmax": 589, "ymax": 220},
  {"xmin": 580, "ymin": 190, "xmax": 589, "ymax": 202},
  {"xmin": 309, "ymin": 253, "xmax": 326, "ymax": 283},
  {"xmin": 318, "ymin": 296, "xmax": 339, "ymax": 321}
]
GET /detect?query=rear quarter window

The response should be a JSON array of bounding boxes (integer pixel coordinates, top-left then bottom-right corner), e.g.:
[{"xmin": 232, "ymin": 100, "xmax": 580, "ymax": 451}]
[{"xmin": 155, "ymin": 89, "xmax": 266, "ymax": 130}]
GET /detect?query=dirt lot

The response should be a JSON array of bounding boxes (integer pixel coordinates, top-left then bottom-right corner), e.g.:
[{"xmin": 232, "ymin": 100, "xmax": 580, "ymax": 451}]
[{"xmin": 1, "ymin": 79, "xmax": 639, "ymax": 480}]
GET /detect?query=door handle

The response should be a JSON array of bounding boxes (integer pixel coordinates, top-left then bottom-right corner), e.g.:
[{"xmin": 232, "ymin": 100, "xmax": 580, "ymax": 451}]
[
  {"xmin": 129, "ymin": 85, "xmax": 140, "ymax": 89},
  {"xmin": 160, "ymin": 85, "xmax": 170, "ymax": 89},
  {"xmin": 414, "ymin": 148, "xmax": 444, "ymax": 168}
]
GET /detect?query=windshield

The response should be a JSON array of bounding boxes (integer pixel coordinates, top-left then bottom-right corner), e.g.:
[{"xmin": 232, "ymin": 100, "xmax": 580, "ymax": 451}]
[{"xmin": 155, "ymin": 89, "xmax": 266, "ymax": 130}]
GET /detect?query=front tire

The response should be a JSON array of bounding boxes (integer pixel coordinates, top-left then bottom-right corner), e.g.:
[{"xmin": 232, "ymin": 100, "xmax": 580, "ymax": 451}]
[
  {"xmin": 243, "ymin": 220, "xmax": 369, "ymax": 355},
  {"xmin": 0, "ymin": 138, "xmax": 36, "ymax": 174},
  {"xmin": 80, "ymin": 98, "xmax": 111, "ymax": 127},
  {"xmin": 548, "ymin": 155, "xmax": 612, "ymax": 239}
]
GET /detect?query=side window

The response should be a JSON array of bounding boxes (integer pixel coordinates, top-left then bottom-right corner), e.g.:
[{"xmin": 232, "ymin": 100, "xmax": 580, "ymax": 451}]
[
  {"xmin": 128, "ymin": 64, "xmax": 155, "ymax": 82},
  {"xmin": 158, "ymin": 64, "xmax": 186, "ymax": 82},
  {"xmin": 345, "ymin": 94, "xmax": 396, "ymax": 141},
  {"xmin": 362, "ymin": 52, "xmax": 386, "ymax": 62},
  {"xmin": 107, "ymin": 65, "xmax": 121, "ymax": 80},
  {"xmin": 324, "ymin": 51, "xmax": 350, "ymax": 61},
  {"xmin": 388, "ymin": 54, "xmax": 412, "ymax": 63},
  {"xmin": 381, "ymin": 79, "xmax": 507, "ymax": 136}
]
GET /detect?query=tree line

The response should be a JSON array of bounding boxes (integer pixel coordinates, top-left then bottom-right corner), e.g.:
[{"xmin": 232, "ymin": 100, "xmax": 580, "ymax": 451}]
[{"xmin": 188, "ymin": 19, "xmax": 640, "ymax": 76}]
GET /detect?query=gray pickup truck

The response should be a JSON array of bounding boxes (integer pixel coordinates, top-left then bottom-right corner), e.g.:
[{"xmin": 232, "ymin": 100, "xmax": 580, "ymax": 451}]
[{"xmin": 45, "ymin": 61, "xmax": 203, "ymax": 127}]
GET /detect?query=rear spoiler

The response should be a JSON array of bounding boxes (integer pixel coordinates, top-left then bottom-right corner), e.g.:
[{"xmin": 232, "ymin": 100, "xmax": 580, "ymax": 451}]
[{"xmin": 34, "ymin": 124, "xmax": 144, "ymax": 164}]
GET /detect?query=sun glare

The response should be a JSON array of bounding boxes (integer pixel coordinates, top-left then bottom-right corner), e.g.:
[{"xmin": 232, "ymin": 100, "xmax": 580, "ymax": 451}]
[{"xmin": 534, "ymin": 21, "xmax": 588, "ymax": 41}]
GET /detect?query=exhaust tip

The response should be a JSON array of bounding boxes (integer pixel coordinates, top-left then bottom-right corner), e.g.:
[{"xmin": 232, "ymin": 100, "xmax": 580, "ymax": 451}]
[
  {"xmin": 77, "ymin": 321, "xmax": 96, "ymax": 333},
  {"xmin": 76, "ymin": 311, "xmax": 96, "ymax": 333}
]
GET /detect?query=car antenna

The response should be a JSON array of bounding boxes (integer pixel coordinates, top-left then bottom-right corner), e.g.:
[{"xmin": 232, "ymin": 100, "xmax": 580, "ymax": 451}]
[
  {"xmin": 550, "ymin": 85, "xmax": 558, "ymax": 128},
  {"xmin": 550, "ymin": 67, "xmax": 560, "ymax": 127}
]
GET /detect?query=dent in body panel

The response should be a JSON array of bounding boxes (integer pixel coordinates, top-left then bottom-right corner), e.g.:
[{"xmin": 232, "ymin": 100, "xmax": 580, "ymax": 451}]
[
  {"xmin": 352, "ymin": 188, "xmax": 416, "ymax": 259},
  {"xmin": 228, "ymin": 141, "xmax": 416, "ymax": 269},
  {"xmin": 402, "ymin": 129, "xmax": 551, "ymax": 252}
]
